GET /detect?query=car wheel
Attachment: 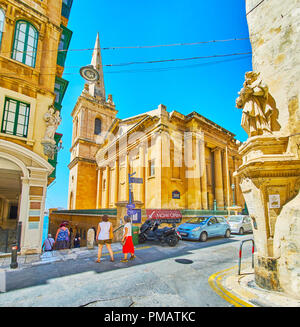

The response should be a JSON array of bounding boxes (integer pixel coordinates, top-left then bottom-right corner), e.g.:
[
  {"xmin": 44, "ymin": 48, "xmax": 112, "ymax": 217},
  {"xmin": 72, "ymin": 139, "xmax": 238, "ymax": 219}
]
[
  {"xmin": 239, "ymin": 227, "xmax": 244, "ymax": 235},
  {"xmin": 224, "ymin": 229, "xmax": 231, "ymax": 238},
  {"xmin": 167, "ymin": 236, "xmax": 178, "ymax": 247},
  {"xmin": 138, "ymin": 234, "xmax": 146, "ymax": 244},
  {"xmin": 199, "ymin": 232, "xmax": 208, "ymax": 242}
]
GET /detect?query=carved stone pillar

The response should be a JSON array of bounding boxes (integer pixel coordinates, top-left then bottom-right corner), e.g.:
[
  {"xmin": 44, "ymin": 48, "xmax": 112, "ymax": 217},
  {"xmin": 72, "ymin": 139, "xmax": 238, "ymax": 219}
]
[
  {"xmin": 200, "ymin": 139, "xmax": 208, "ymax": 209},
  {"xmin": 139, "ymin": 144, "xmax": 146, "ymax": 206},
  {"xmin": 125, "ymin": 153, "xmax": 130, "ymax": 202},
  {"xmin": 96, "ymin": 168, "xmax": 102, "ymax": 209},
  {"xmin": 214, "ymin": 148, "xmax": 224, "ymax": 210},
  {"xmin": 114, "ymin": 159, "xmax": 119, "ymax": 206},
  {"xmin": 105, "ymin": 165, "xmax": 110, "ymax": 208},
  {"xmin": 235, "ymin": 135, "xmax": 300, "ymax": 293}
]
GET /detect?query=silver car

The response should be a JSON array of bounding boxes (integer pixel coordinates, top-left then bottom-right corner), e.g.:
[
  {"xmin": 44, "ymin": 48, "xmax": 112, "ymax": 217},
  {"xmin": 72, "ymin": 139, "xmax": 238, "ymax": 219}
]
[{"xmin": 227, "ymin": 215, "xmax": 252, "ymax": 235}]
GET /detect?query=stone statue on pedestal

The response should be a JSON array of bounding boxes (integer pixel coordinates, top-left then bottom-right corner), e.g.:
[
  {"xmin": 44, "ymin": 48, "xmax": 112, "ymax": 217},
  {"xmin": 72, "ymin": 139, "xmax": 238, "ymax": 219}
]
[
  {"xmin": 236, "ymin": 71, "xmax": 279, "ymax": 137},
  {"xmin": 43, "ymin": 106, "xmax": 61, "ymax": 144},
  {"xmin": 42, "ymin": 105, "xmax": 62, "ymax": 159}
]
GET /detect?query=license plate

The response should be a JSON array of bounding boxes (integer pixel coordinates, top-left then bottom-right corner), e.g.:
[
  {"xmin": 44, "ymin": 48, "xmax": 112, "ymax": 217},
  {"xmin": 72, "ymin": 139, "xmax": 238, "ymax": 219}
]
[{"xmin": 180, "ymin": 232, "xmax": 187, "ymax": 236}]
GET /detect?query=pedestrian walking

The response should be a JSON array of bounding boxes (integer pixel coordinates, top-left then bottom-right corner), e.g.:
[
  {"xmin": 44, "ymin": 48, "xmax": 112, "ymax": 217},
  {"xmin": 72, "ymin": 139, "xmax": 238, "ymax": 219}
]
[
  {"xmin": 73, "ymin": 232, "xmax": 81, "ymax": 248},
  {"xmin": 42, "ymin": 234, "xmax": 55, "ymax": 252},
  {"xmin": 95, "ymin": 215, "xmax": 114, "ymax": 263},
  {"xmin": 54, "ymin": 223, "xmax": 70, "ymax": 250},
  {"xmin": 69, "ymin": 227, "xmax": 73, "ymax": 249},
  {"xmin": 121, "ymin": 216, "xmax": 136, "ymax": 262}
]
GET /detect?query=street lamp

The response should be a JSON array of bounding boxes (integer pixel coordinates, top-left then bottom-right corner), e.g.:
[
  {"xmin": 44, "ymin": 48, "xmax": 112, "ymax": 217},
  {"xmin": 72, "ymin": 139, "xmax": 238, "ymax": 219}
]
[{"xmin": 231, "ymin": 183, "xmax": 235, "ymax": 206}]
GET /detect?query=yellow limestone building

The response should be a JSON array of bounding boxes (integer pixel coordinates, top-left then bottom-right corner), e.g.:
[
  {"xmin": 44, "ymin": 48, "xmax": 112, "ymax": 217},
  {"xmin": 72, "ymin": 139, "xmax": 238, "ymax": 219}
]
[
  {"xmin": 68, "ymin": 34, "xmax": 244, "ymax": 213},
  {"xmin": 0, "ymin": 0, "xmax": 73, "ymax": 254}
]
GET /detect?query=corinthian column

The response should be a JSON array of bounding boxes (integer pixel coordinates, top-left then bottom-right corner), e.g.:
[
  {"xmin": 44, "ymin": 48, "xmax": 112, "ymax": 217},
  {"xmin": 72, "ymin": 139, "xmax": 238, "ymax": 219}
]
[
  {"xmin": 200, "ymin": 139, "xmax": 208, "ymax": 209},
  {"xmin": 125, "ymin": 153, "xmax": 130, "ymax": 202},
  {"xmin": 96, "ymin": 168, "xmax": 102, "ymax": 209},
  {"xmin": 139, "ymin": 144, "xmax": 146, "ymax": 206},
  {"xmin": 105, "ymin": 165, "xmax": 110, "ymax": 208},
  {"xmin": 114, "ymin": 158, "xmax": 119, "ymax": 206},
  {"xmin": 214, "ymin": 148, "xmax": 224, "ymax": 209}
]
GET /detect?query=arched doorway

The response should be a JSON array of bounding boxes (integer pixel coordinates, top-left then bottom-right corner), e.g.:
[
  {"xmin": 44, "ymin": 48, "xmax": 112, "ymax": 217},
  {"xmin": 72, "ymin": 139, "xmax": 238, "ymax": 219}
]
[{"xmin": 0, "ymin": 157, "xmax": 23, "ymax": 253}]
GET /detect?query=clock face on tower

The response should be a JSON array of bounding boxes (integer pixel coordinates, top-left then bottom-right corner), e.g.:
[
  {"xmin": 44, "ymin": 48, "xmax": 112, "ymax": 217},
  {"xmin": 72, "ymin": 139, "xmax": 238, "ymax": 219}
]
[{"xmin": 80, "ymin": 65, "xmax": 100, "ymax": 83}]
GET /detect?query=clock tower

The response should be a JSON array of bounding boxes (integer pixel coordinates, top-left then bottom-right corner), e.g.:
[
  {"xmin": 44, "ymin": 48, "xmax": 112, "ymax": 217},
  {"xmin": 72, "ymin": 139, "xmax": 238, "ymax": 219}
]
[{"xmin": 68, "ymin": 33, "xmax": 118, "ymax": 209}]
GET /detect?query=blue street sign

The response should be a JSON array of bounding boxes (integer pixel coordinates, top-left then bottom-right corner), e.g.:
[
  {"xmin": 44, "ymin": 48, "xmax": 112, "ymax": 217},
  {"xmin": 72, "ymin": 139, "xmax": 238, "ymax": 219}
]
[
  {"xmin": 172, "ymin": 190, "xmax": 180, "ymax": 199},
  {"xmin": 127, "ymin": 209, "xmax": 142, "ymax": 223},
  {"xmin": 129, "ymin": 177, "xmax": 143, "ymax": 184},
  {"xmin": 127, "ymin": 209, "xmax": 136, "ymax": 215},
  {"xmin": 126, "ymin": 203, "xmax": 135, "ymax": 209}
]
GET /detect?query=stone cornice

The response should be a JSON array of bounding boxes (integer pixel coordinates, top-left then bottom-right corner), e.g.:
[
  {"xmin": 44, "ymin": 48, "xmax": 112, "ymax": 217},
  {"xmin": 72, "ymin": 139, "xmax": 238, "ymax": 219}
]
[
  {"xmin": 68, "ymin": 157, "xmax": 97, "ymax": 170},
  {"xmin": 71, "ymin": 93, "xmax": 117, "ymax": 117},
  {"xmin": 7, "ymin": 0, "xmax": 62, "ymax": 31},
  {"xmin": 95, "ymin": 117, "xmax": 161, "ymax": 166},
  {"xmin": 69, "ymin": 137, "xmax": 99, "ymax": 153},
  {"xmin": 185, "ymin": 111, "xmax": 236, "ymax": 138}
]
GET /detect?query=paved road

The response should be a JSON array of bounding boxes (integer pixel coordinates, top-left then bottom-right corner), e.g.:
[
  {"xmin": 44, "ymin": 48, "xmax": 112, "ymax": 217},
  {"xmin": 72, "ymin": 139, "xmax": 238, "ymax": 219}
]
[{"xmin": 0, "ymin": 234, "xmax": 254, "ymax": 307}]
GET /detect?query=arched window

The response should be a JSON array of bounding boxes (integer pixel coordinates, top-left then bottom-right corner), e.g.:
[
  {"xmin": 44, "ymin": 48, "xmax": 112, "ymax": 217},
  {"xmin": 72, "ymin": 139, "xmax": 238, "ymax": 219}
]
[
  {"xmin": 12, "ymin": 20, "xmax": 38, "ymax": 67},
  {"xmin": 0, "ymin": 9, "xmax": 5, "ymax": 48},
  {"xmin": 94, "ymin": 118, "xmax": 101, "ymax": 135}
]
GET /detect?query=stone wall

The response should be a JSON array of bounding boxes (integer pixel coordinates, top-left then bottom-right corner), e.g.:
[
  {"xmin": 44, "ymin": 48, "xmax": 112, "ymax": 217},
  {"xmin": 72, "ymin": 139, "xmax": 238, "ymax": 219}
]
[
  {"xmin": 246, "ymin": 0, "xmax": 300, "ymax": 144},
  {"xmin": 244, "ymin": 0, "xmax": 300, "ymax": 298}
]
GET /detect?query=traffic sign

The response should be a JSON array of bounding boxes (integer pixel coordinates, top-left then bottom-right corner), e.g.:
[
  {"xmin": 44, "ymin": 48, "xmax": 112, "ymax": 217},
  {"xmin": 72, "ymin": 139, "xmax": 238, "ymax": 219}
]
[
  {"xmin": 127, "ymin": 209, "xmax": 142, "ymax": 223},
  {"xmin": 127, "ymin": 209, "xmax": 136, "ymax": 215},
  {"xmin": 129, "ymin": 177, "xmax": 143, "ymax": 184}
]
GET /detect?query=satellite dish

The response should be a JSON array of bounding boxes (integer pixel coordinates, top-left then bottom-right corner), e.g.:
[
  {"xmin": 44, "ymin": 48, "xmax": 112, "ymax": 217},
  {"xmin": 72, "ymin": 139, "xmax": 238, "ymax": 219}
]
[{"xmin": 79, "ymin": 65, "xmax": 100, "ymax": 84}]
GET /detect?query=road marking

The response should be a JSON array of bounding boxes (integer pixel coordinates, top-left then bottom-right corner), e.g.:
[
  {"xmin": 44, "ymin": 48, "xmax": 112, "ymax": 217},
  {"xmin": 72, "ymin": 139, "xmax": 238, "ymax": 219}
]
[{"xmin": 208, "ymin": 266, "xmax": 254, "ymax": 307}]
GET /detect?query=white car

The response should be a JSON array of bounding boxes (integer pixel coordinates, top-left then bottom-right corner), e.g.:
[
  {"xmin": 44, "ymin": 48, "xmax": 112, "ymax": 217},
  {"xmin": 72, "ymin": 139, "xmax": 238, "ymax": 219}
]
[{"xmin": 227, "ymin": 215, "xmax": 252, "ymax": 235}]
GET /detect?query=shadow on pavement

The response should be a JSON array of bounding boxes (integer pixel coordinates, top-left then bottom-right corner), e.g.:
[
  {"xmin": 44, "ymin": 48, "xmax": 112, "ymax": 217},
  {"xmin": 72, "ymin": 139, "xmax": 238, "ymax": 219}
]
[{"xmin": 4, "ymin": 237, "xmax": 241, "ymax": 292}]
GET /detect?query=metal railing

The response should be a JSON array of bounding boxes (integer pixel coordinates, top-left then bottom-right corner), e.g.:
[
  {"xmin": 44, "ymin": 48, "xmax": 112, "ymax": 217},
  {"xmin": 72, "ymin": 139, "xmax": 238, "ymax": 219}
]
[{"xmin": 238, "ymin": 238, "xmax": 255, "ymax": 275}]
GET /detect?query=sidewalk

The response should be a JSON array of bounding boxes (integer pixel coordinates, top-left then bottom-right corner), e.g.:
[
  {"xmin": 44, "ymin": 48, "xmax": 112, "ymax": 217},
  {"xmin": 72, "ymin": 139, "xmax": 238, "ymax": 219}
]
[
  {"xmin": 211, "ymin": 261, "xmax": 300, "ymax": 307},
  {"xmin": 0, "ymin": 243, "xmax": 125, "ymax": 270}
]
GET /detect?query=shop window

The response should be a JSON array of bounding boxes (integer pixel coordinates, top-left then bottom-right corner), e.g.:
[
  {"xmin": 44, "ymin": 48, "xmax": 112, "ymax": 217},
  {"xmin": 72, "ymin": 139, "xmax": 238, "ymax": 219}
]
[
  {"xmin": 12, "ymin": 20, "xmax": 38, "ymax": 68},
  {"xmin": 1, "ymin": 97, "xmax": 30, "ymax": 137}
]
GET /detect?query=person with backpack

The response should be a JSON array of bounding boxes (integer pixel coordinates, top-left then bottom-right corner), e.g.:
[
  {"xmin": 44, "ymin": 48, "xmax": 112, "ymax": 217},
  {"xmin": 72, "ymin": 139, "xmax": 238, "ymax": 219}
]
[
  {"xmin": 42, "ymin": 234, "xmax": 55, "ymax": 252},
  {"xmin": 54, "ymin": 223, "xmax": 70, "ymax": 250}
]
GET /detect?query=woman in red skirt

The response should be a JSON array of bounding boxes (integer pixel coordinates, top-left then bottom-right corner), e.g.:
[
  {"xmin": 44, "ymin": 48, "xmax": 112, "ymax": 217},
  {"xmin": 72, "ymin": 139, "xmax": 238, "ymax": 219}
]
[{"xmin": 121, "ymin": 216, "xmax": 136, "ymax": 262}]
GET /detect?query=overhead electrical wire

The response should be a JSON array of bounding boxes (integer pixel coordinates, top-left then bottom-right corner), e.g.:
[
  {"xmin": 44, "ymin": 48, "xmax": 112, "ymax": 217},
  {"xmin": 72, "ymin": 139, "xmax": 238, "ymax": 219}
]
[
  {"xmin": 103, "ymin": 51, "xmax": 252, "ymax": 67},
  {"xmin": 0, "ymin": 51, "xmax": 252, "ymax": 76},
  {"xmin": 104, "ymin": 54, "xmax": 252, "ymax": 74},
  {"xmin": 0, "ymin": 36, "xmax": 250, "ymax": 55},
  {"xmin": 246, "ymin": 0, "xmax": 265, "ymax": 16}
]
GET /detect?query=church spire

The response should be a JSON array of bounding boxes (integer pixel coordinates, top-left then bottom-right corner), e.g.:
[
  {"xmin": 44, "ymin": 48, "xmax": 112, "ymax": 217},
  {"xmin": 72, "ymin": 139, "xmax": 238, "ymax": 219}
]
[{"xmin": 89, "ymin": 32, "xmax": 106, "ymax": 99}]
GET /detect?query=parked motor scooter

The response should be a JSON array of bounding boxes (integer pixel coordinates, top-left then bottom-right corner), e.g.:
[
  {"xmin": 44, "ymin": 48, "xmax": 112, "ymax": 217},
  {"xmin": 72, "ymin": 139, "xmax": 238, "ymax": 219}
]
[{"xmin": 138, "ymin": 219, "xmax": 181, "ymax": 246}]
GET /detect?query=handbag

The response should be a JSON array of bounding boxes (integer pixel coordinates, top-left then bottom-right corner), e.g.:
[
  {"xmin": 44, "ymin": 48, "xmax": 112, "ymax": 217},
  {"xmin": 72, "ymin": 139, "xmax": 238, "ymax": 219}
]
[
  {"xmin": 121, "ymin": 237, "xmax": 127, "ymax": 246},
  {"xmin": 109, "ymin": 224, "xmax": 114, "ymax": 240}
]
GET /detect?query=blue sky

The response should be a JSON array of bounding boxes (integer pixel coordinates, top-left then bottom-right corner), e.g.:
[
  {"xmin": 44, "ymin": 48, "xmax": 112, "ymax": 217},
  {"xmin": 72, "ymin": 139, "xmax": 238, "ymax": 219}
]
[{"xmin": 46, "ymin": 0, "xmax": 252, "ymax": 210}]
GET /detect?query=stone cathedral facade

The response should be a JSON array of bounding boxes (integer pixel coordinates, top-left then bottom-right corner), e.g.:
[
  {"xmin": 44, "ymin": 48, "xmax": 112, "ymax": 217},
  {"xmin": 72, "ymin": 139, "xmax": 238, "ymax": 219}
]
[{"xmin": 68, "ymin": 34, "xmax": 244, "ymax": 213}]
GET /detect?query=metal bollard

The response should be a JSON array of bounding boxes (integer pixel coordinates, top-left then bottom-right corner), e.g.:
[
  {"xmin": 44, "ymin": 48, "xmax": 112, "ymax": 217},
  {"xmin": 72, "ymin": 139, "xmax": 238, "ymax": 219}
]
[
  {"xmin": 10, "ymin": 244, "xmax": 18, "ymax": 269},
  {"xmin": 238, "ymin": 239, "xmax": 255, "ymax": 275}
]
